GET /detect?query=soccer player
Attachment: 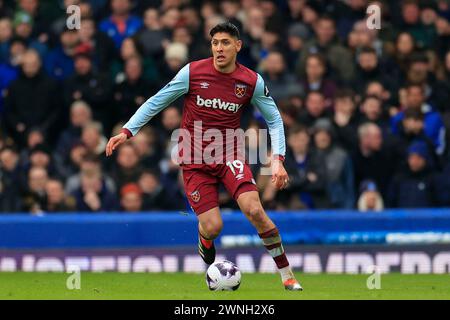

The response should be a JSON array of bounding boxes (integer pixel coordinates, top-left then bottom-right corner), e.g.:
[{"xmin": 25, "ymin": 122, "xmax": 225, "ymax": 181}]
[{"xmin": 106, "ymin": 22, "xmax": 302, "ymax": 291}]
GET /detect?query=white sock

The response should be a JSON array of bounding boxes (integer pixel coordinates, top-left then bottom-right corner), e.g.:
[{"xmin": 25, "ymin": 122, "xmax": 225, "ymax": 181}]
[{"xmin": 279, "ymin": 266, "xmax": 295, "ymax": 282}]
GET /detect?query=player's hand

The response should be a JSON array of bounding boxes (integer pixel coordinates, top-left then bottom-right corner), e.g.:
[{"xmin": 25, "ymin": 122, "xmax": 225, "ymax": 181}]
[
  {"xmin": 271, "ymin": 159, "xmax": 289, "ymax": 190},
  {"xmin": 106, "ymin": 133, "xmax": 127, "ymax": 157}
]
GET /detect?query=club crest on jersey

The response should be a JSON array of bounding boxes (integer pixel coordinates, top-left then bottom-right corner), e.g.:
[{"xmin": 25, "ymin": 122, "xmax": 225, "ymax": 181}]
[
  {"xmin": 191, "ymin": 190, "xmax": 201, "ymax": 203},
  {"xmin": 235, "ymin": 83, "xmax": 247, "ymax": 98}
]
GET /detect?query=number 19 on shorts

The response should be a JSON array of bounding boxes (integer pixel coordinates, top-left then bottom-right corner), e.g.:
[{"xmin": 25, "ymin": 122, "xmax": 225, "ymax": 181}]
[{"xmin": 226, "ymin": 160, "xmax": 244, "ymax": 181}]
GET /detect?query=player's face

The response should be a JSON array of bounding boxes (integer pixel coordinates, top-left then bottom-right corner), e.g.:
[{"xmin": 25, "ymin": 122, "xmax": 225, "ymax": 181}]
[{"xmin": 211, "ymin": 32, "xmax": 242, "ymax": 70}]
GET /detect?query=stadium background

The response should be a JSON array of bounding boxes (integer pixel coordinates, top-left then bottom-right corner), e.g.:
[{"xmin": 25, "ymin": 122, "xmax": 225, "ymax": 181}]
[{"xmin": 1, "ymin": 0, "xmax": 450, "ymax": 277}]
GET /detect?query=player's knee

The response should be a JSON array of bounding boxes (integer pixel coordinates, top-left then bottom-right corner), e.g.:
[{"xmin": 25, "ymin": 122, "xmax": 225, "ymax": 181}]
[
  {"xmin": 244, "ymin": 202, "xmax": 265, "ymax": 224},
  {"xmin": 201, "ymin": 220, "xmax": 223, "ymax": 239}
]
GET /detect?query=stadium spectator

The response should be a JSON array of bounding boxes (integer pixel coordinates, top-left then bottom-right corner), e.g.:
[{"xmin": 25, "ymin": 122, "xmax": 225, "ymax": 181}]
[
  {"xmin": 18, "ymin": 126, "xmax": 44, "ymax": 168},
  {"xmin": 120, "ymin": 182, "xmax": 143, "ymax": 212},
  {"xmin": 111, "ymin": 36, "xmax": 158, "ymax": 84},
  {"xmin": 312, "ymin": 119, "xmax": 355, "ymax": 209},
  {"xmin": 0, "ymin": 17, "xmax": 12, "ymax": 62},
  {"xmin": 0, "ymin": 37, "xmax": 22, "ymax": 118},
  {"xmin": 286, "ymin": 0, "xmax": 306, "ymax": 25},
  {"xmin": 44, "ymin": 27, "xmax": 78, "ymax": 81},
  {"xmin": 301, "ymin": 53, "xmax": 337, "ymax": 106},
  {"xmin": 280, "ymin": 125, "xmax": 328, "ymax": 209},
  {"xmin": 44, "ymin": 178, "xmax": 76, "ymax": 213},
  {"xmin": 219, "ymin": 0, "xmax": 243, "ymax": 32},
  {"xmin": 160, "ymin": 105, "xmax": 182, "ymax": 142},
  {"xmin": 113, "ymin": 55, "xmax": 156, "ymax": 123},
  {"xmin": 26, "ymin": 143, "xmax": 56, "ymax": 175},
  {"xmin": 390, "ymin": 32, "xmax": 416, "ymax": 76},
  {"xmin": 358, "ymin": 95, "xmax": 390, "ymax": 133},
  {"xmin": 58, "ymin": 141, "xmax": 88, "ymax": 181},
  {"xmin": 63, "ymin": 53, "xmax": 113, "ymax": 133},
  {"xmin": 357, "ymin": 180, "xmax": 384, "ymax": 212},
  {"xmin": 387, "ymin": 141, "xmax": 438, "ymax": 208},
  {"xmin": 22, "ymin": 166, "xmax": 48, "ymax": 214},
  {"xmin": 335, "ymin": 0, "xmax": 368, "ymax": 41},
  {"xmin": 260, "ymin": 51, "xmax": 298, "ymax": 102},
  {"xmin": 137, "ymin": 169, "xmax": 180, "ymax": 211},
  {"xmin": 297, "ymin": 91, "xmax": 332, "ymax": 127},
  {"xmin": 80, "ymin": 121, "xmax": 107, "ymax": 156},
  {"xmin": 4, "ymin": 49, "xmax": 61, "ymax": 147},
  {"xmin": 55, "ymin": 100, "xmax": 93, "ymax": 162},
  {"xmin": 136, "ymin": 8, "xmax": 169, "ymax": 58},
  {"xmin": 434, "ymin": 162, "xmax": 450, "ymax": 206},
  {"xmin": 398, "ymin": 0, "xmax": 434, "ymax": 49},
  {"xmin": 404, "ymin": 53, "xmax": 450, "ymax": 113},
  {"xmin": 286, "ymin": 23, "xmax": 310, "ymax": 70},
  {"xmin": 242, "ymin": 6, "xmax": 266, "ymax": 66},
  {"xmin": 297, "ymin": 15, "xmax": 355, "ymax": 82},
  {"xmin": 352, "ymin": 122, "xmax": 397, "ymax": 198},
  {"xmin": 71, "ymin": 169, "xmax": 118, "ymax": 212},
  {"xmin": 130, "ymin": 127, "xmax": 163, "ymax": 169},
  {"xmin": 364, "ymin": 80, "xmax": 392, "ymax": 108},
  {"xmin": 347, "ymin": 19, "xmax": 380, "ymax": 54},
  {"xmin": 353, "ymin": 47, "xmax": 394, "ymax": 94},
  {"xmin": 391, "ymin": 83, "xmax": 446, "ymax": 155},
  {"xmin": 159, "ymin": 42, "xmax": 188, "ymax": 86},
  {"xmin": 110, "ymin": 141, "xmax": 143, "ymax": 189},
  {"xmin": 65, "ymin": 152, "xmax": 115, "ymax": 195},
  {"xmin": 160, "ymin": 7, "xmax": 181, "ymax": 36},
  {"xmin": 0, "ymin": 145, "xmax": 23, "ymax": 212},
  {"xmin": 332, "ymin": 89, "xmax": 359, "ymax": 152},
  {"xmin": 436, "ymin": 16, "xmax": 450, "ymax": 57},
  {"xmin": 12, "ymin": 10, "xmax": 47, "ymax": 57},
  {"xmin": 77, "ymin": 17, "xmax": 116, "ymax": 73},
  {"xmin": 172, "ymin": 26, "xmax": 194, "ymax": 55},
  {"xmin": 395, "ymin": 108, "xmax": 441, "ymax": 170},
  {"xmin": 99, "ymin": 0, "xmax": 143, "ymax": 49}
]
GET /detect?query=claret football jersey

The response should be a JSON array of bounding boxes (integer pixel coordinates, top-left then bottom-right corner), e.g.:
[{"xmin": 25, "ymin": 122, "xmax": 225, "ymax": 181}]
[{"xmin": 123, "ymin": 57, "xmax": 285, "ymax": 164}]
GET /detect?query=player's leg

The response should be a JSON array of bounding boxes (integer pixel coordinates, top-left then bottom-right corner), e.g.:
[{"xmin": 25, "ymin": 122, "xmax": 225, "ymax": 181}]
[
  {"xmin": 182, "ymin": 166, "xmax": 221, "ymax": 265},
  {"xmin": 236, "ymin": 190, "xmax": 303, "ymax": 291},
  {"xmin": 220, "ymin": 161, "xmax": 302, "ymax": 290},
  {"xmin": 197, "ymin": 207, "xmax": 222, "ymax": 264}
]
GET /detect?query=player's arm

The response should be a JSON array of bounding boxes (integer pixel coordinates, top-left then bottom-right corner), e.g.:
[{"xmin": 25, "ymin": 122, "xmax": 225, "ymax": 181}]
[
  {"xmin": 251, "ymin": 73, "xmax": 288, "ymax": 190},
  {"xmin": 106, "ymin": 64, "xmax": 190, "ymax": 156}
]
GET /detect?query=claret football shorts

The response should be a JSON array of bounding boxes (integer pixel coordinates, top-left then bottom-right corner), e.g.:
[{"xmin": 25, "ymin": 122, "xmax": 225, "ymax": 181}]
[{"xmin": 182, "ymin": 161, "xmax": 258, "ymax": 215}]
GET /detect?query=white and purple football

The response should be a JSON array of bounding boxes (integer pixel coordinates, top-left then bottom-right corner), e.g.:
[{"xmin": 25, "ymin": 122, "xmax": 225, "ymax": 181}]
[{"xmin": 206, "ymin": 260, "xmax": 241, "ymax": 291}]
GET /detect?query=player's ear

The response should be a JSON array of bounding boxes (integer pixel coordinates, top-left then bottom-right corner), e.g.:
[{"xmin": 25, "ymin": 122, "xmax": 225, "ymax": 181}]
[{"xmin": 236, "ymin": 39, "xmax": 242, "ymax": 52}]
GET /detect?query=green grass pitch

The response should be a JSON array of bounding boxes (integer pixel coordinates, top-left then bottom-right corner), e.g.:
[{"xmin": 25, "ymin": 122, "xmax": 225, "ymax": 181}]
[{"xmin": 0, "ymin": 272, "xmax": 449, "ymax": 300}]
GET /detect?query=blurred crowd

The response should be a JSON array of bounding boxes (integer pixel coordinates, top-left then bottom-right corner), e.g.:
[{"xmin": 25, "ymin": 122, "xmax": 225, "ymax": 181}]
[{"xmin": 1, "ymin": 0, "xmax": 450, "ymax": 214}]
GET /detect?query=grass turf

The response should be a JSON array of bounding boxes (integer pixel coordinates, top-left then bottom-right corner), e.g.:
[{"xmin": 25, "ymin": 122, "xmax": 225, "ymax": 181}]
[{"xmin": 0, "ymin": 272, "xmax": 449, "ymax": 300}]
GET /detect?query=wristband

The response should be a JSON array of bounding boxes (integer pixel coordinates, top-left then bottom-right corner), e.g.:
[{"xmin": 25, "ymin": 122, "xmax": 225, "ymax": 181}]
[{"xmin": 273, "ymin": 154, "xmax": 285, "ymax": 162}]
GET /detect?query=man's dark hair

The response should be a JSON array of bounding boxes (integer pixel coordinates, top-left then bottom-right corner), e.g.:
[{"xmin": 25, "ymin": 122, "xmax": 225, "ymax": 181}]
[
  {"xmin": 403, "ymin": 108, "xmax": 424, "ymax": 121},
  {"xmin": 317, "ymin": 14, "xmax": 336, "ymax": 25},
  {"xmin": 306, "ymin": 90, "xmax": 325, "ymax": 99},
  {"xmin": 362, "ymin": 94, "xmax": 382, "ymax": 105},
  {"xmin": 334, "ymin": 88, "xmax": 355, "ymax": 101},
  {"xmin": 81, "ymin": 152, "xmax": 100, "ymax": 164},
  {"xmin": 359, "ymin": 46, "xmax": 377, "ymax": 56},
  {"xmin": 209, "ymin": 22, "xmax": 240, "ymax": 39},
  {"xmin": 405, "ymin": 82, "xmax": 425, "ymax": 93},
  {"xmin": 288, "ymin": 125, "xmax": 309, "ymax": 137}
]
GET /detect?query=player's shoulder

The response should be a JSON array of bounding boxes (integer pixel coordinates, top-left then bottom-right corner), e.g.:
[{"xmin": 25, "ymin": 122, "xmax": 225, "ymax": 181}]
[
  {"xmin": 236, "ymin": 62, "xmax": 258, "ymax": 79},
  {"xmin": 234, "ymin": 62, "xmax": 258, "ymax": 87},
  {"xmin": 189, "ymin": 57, "xmax": 214, "ymax": 72}
]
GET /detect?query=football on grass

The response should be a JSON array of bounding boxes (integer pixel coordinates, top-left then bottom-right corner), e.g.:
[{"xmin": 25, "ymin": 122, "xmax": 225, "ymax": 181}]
[{"xmin": 206, "ymin": 260, "xmax": 241, "ymax": 291}]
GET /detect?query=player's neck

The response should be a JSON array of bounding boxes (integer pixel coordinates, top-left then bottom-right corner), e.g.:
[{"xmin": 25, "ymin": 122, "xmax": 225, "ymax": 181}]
[{"xmin": 213, "ymin": 59, "xmax": 237, "ymax": 74}]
